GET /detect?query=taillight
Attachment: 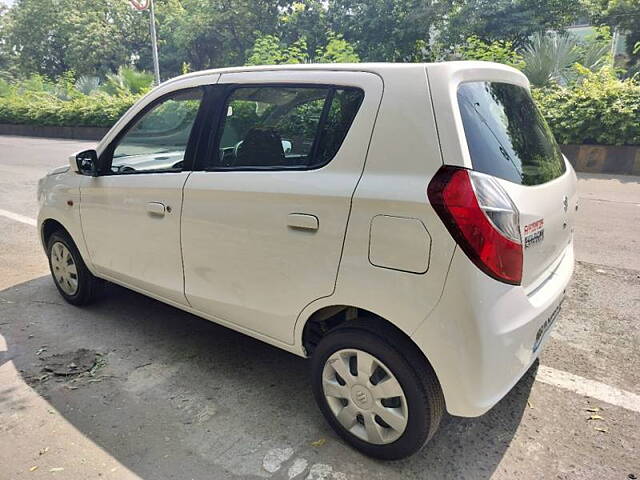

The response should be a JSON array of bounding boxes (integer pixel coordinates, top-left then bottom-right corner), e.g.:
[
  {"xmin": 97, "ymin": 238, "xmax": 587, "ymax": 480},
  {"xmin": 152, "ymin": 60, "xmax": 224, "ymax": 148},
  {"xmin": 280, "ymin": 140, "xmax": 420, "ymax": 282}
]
[{"xmin": 427, "ymin": 166, "xmax": 523, "ymax": 285}]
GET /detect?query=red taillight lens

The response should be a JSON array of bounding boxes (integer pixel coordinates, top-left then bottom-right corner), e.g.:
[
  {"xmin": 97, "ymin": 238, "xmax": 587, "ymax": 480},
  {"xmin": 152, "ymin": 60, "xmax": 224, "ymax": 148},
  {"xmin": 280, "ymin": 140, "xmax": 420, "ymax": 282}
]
[{"xmin": 427, "ymin": 166, "xmax": 523, "ymax": 285}]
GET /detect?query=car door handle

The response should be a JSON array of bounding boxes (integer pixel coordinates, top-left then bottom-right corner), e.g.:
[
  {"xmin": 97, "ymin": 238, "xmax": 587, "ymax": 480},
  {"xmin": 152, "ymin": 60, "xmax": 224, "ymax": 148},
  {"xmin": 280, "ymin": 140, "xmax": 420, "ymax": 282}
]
[
  {"xmin": 146, "ymin": 202, "xmax": 166, "ymax": 217},
  {"xmin": 287, "ymin": 213, "xmax": 319, "ymax": 231}
]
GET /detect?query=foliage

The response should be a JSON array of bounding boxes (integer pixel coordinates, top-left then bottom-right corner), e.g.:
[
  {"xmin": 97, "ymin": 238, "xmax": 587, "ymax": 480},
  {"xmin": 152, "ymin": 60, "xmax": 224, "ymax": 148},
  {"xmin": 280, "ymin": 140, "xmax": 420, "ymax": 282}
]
[
  {"xmin": 278, "ymin": 1, "xmax": 330, "ymax": 58},
  {"xmin": 75, "ymin": 76, "xmax": 101, "ymax": 96},
  {"xmin": 0, "ymin": 0, "xmax": 638, "ymax": 147},
  {"xmin": 0, "ymin": 91, "xmax": 136, "ymax": 127},
  {"xmin": 159, "ymin": 0, "xmax": 282, "ymax": 73},
  {"xmin": 246, "ymin": 35, "xmax": 309, "ymax": 65},
  {"xmin": 456, "ymin": 36, "xmax": 526, "ymax": 69},
  {"xmin": 438, "ymin": 0, "xmax": 583, "ymax": 48},
  {"xmin": 102, "ymin": 66, "xmax": 154, "ymax": 96},
  {"xmin": 326, "ymin": 0, "xmax": 445, "ymax": 62},
  {"xmin": 246, "ymin": 33, "xmax": 359, "ymax": 65},
  {"xmin": 533, "ymin": 66, "xmax": 640, "ymax": 145},
  {"xmin": 522, "ymin": 32, "xmax": 610, "ymax": 87},
  {"xmin": 3, "ymin": 0, "xmax": 149, "ymax": 77},
  {"xmin": 316, "ymin": 33, "xmax": 360, "ymax": 63},
  {"xmin": 586, "ymin": 0, "xmax": 640, "ymax": 75},
  {"xmin": 0, "ymin": 0, "xmax": 615, "ymax": 79}
]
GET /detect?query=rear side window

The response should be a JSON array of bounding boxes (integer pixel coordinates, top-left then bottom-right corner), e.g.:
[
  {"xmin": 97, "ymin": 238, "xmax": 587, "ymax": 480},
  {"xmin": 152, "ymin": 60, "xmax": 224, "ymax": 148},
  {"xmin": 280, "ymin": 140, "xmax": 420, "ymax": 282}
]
[
  {"xmin": 213, "ymin": 86, "xmax": 363, "ymax": 170},
  {"xmin": 457, "ymin": 82, "xmax": 565, "ymax": 186}
]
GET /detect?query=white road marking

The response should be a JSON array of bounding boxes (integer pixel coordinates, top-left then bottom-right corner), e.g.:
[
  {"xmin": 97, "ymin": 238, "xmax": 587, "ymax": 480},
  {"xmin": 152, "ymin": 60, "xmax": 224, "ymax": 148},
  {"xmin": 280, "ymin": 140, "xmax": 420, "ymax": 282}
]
[
  {"xmin": 288, "ymin": 458, "xmax": 308, "ymax": 479},
  {"xmin": 536, "ymin": 365, "xmax": 640, "ymax": 413},
  {"xmin": 305, "ymin": 464, "xmax": 347, "ymax": 480},
  {"xmin": 0, "ymin": 208, "xmax": 36, "ymax": 227},
  {"xmin": 263, "ymin": 447, "xmax": 294, "ymax": 474}
]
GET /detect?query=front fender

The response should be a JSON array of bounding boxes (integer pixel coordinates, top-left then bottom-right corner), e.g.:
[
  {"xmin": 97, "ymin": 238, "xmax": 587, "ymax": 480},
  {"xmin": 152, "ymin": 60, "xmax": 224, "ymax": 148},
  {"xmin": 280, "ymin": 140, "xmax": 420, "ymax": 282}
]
[{"xmin": 37, "ymin": 171, "xmax": 95, "ymax": 274}]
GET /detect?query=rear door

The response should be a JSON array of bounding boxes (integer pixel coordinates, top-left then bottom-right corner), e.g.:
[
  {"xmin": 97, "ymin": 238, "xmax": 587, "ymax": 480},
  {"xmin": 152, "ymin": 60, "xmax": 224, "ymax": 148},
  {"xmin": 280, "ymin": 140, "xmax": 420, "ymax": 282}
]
[
  {"xmin": 427, "ymin": 64, "xmax": 577, "ymax": 288},
  {"xmin": 181, "ymin": 70, "xmax": 383, "ymax": 344},
  {"xmin": 456, "ymin": 80, "xmax": 577, "ymax": 288}
]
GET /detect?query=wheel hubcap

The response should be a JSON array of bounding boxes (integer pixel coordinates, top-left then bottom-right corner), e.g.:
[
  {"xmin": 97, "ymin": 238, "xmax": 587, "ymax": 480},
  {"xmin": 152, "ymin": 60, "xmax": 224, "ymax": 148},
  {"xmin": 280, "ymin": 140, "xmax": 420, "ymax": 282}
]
[
  {"xmin": 322, "ymin": 349, "xmax": 408, "ymax": 445},
  {"xmin": 50, "ymin": 242, "xmax": 78, "ymax": 296}
]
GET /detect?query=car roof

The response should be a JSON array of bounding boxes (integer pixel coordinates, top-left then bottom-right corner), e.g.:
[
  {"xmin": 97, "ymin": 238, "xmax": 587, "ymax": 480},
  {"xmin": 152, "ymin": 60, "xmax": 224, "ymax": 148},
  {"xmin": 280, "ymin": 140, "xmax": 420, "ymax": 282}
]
[{"xmin": 160, "ymin": 61, "xmax": 525, "ymax": 89}]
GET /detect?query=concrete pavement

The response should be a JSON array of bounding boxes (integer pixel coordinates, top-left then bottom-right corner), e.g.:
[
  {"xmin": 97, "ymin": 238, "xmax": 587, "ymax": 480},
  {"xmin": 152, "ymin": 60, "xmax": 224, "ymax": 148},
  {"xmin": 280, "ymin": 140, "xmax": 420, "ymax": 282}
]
[{"xmin": 0, "ymin": 135, "xmax": 639, "ymax": 479}]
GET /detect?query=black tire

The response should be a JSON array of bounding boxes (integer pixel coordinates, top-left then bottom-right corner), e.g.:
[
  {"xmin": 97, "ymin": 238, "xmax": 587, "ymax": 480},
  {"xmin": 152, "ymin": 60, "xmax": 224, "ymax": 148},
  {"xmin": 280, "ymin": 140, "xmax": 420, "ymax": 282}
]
[
  {"xmin": 311, "ymin": 319, "xmax": 445, "ymax": 460},
  {"xmin": 46, "ymin": 230, "xmax": 102, "ymax": 306}
]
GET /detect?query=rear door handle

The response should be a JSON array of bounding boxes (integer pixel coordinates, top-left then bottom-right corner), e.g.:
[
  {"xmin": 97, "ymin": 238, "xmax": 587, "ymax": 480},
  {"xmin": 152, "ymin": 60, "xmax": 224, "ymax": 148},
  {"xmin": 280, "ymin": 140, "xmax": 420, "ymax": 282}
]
[
  {"xmin": 287, "ymin": 213, "xmax": 319, "ymax": 231},
  {"xmin": 146, "ymin": 202, "xmax": 166, "ymax": 217}
]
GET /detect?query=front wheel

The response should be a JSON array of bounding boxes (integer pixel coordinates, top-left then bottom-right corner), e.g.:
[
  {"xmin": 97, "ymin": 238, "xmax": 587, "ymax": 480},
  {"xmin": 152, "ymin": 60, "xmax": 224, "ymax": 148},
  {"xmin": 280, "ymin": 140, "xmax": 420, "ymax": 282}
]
[
  {"xmin": 311, "ymin": 322, "xmax": 445, "ymax": 460},
  {"xmin": 47, "ymin": 230, "xmax": 101, "ymax": 305}
]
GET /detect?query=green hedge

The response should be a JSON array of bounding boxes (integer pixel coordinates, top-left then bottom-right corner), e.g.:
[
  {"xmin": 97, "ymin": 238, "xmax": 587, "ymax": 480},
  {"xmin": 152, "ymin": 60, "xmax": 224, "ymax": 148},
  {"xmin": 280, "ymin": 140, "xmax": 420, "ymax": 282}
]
[
  {"xmin": 532, "ymin": 68, "xmax": 640, "ymax": 146},
  {"xmin": 1, "ymin": 70, "xmax": 639, "ymax": 145},
  {"xmin": 0, "ymin": 92, "xmax": 137, "ymax": 128}
]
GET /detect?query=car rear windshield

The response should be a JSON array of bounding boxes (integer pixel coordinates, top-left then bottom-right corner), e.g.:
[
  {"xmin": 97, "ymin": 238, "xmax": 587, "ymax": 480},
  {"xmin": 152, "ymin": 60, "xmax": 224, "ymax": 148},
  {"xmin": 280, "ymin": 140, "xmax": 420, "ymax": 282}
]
[{"xmin": 457, "ymin": 81, "xmax": 566, "ymax": 186}]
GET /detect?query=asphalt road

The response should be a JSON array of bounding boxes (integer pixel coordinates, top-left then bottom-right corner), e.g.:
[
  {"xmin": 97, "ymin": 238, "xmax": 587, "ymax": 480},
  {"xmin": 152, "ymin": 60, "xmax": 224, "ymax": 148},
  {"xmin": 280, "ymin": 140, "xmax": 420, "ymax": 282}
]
[{"xmin": 0, "ymin": 135, "xmax": 639, "ymax": 480}]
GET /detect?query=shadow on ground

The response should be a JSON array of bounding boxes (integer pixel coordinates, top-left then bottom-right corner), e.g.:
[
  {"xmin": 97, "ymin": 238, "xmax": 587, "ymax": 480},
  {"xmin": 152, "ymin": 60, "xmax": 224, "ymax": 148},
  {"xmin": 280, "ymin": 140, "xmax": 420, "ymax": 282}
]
[{"xmin": 0, "ymin": 276, "xmax": 536, "ymax": 479}]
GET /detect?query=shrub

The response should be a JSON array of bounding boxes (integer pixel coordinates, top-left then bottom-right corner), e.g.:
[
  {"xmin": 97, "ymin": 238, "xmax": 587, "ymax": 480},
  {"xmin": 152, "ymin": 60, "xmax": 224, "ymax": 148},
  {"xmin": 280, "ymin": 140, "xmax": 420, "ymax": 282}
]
[
  {"xmin": 533, "ymin": 66, "xmax": 640, "ymax": 145},
  {"xmin": 0, "ymin": 91, "xmax": 137, "ymax": 127},
  {"xmin": 457, "ymin": 36, "xmax": 525, "ymax": 70}
]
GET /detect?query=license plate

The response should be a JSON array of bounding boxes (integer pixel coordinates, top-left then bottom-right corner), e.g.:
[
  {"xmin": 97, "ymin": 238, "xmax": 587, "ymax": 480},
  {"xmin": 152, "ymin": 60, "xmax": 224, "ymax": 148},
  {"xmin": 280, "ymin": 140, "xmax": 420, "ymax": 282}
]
[{"xmin": 533, "ymin": 298, "xmax": 564, "ymax": 352}]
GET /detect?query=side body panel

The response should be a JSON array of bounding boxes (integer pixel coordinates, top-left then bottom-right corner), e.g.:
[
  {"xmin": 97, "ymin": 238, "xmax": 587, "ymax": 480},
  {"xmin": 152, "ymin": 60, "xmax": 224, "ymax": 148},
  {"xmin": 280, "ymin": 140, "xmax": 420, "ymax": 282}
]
[
  {"xmin": 181, "ymin": 71, "xmax": 384, "ymax": 345},
  {"xmin": 295, "ymin": 65, "xmax": 456, "ymax": 344},
  {"xmin": 79, "ymin": 172, "xmax": 191, "ymax": 304}
]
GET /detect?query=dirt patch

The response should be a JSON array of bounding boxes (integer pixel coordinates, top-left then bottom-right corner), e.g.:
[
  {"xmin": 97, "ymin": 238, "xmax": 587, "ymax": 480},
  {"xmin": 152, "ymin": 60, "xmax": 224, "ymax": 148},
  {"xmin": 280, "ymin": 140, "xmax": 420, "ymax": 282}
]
[{"xmin": 41, "ymin": 348, "xmax": 98, "ymax": 376}]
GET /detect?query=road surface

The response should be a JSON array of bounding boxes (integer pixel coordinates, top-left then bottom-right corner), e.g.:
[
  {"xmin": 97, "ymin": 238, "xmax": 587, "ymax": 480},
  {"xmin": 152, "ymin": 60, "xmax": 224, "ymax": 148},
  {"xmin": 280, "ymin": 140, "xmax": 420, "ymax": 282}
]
[{"xmin": 0, "ymin": 135, "xmax": 638, "ymax": 479}]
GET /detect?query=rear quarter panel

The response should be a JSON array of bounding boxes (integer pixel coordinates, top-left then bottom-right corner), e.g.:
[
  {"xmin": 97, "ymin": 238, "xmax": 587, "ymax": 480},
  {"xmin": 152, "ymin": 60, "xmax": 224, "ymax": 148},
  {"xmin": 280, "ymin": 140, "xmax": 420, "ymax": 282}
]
[{"xmin": 296, "ymin": 65, "xmax": 456, "ymax": 342}]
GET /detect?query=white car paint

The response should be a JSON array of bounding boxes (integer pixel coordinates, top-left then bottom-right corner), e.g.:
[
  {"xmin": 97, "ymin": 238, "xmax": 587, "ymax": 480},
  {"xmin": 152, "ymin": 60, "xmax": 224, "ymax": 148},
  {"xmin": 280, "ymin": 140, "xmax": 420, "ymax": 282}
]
[{"xmin": 38, "ymin": 62, "xmax": 575, "ymax": 417}]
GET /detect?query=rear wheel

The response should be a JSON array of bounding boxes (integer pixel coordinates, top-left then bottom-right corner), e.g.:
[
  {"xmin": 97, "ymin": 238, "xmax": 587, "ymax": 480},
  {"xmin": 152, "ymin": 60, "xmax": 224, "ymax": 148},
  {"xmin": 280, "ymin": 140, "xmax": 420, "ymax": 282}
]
[
  {"xmin": 47, "ymin": 230, "xmax": 101, "ymax": 305},
  {"xmin": 311, "ymin": 321, "xmax": 445, "ymax": 460}
]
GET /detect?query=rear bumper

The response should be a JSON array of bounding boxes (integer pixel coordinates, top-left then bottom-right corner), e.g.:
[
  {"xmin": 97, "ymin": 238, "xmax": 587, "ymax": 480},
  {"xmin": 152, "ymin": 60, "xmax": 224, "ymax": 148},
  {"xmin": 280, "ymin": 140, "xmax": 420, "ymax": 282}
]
[{"xmin": 412, "ymin": 239, "xmax": 574, "ymax": 417}]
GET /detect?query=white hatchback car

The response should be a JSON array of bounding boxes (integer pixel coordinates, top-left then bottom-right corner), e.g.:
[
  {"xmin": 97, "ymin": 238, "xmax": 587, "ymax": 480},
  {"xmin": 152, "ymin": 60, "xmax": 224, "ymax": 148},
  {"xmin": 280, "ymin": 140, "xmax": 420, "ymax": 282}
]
[{"xmin": 37, "ymin": 62, "xmax": 576, "ymax": 459}]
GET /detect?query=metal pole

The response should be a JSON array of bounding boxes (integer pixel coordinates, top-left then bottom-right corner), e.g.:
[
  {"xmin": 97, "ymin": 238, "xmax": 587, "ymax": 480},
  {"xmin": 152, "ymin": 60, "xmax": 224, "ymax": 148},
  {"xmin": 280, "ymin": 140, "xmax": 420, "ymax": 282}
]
[
  {"xmin": 149, "ymin": 0, "xmax": 161, "ymax": 85},
  {"xmin": 610, "ymin": 27, "xmax": 618, "ymax": 67}
]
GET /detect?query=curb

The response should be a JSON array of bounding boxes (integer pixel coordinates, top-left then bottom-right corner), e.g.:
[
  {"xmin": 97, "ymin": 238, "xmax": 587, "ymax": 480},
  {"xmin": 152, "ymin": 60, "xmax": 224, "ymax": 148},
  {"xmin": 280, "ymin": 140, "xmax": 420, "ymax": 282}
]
[
  {"xmin": 0, "ymin": 124, "xmax": 109, "ymax": 141},
  {"xmin": 560, "ymin": 145, "xmax": 640, "ymax": 176}
]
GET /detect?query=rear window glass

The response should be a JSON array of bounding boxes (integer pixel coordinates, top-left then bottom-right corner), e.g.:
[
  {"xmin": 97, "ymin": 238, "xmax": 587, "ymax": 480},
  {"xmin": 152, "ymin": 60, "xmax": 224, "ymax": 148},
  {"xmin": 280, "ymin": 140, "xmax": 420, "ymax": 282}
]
[{"xmin": 457, "ymin": 82, "xmax": 566, "ymax": 186}]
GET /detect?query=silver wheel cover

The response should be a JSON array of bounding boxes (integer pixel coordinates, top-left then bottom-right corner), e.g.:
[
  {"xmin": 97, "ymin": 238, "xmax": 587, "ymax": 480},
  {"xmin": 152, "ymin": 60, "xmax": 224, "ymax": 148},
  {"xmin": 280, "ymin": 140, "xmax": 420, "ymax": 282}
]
[
  {"xmin": 322, "ymin": 349, "xmax": 408, "ymax": 445},
  {"xmin": 50, "ymin": 242, "xmax": 79, "ymax": 296}
]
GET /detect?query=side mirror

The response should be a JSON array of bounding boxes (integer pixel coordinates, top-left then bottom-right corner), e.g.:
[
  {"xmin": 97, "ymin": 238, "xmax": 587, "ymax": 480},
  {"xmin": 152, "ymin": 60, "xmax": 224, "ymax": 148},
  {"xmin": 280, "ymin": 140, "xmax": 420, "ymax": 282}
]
[{"xmin": 75, "ymin": 150, "xmax": 99, "ymax": 177}]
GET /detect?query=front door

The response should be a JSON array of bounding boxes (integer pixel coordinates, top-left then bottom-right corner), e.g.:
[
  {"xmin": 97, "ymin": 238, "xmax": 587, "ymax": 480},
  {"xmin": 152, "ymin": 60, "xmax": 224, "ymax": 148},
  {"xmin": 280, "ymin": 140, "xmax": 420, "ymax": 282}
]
[
  {"xmin": 80, "ymin": 88, "xmax": 205, "ymax": 304},
  {"xmin": 181, "ymin": 71, "xmax": 383, "ymax": 344}
]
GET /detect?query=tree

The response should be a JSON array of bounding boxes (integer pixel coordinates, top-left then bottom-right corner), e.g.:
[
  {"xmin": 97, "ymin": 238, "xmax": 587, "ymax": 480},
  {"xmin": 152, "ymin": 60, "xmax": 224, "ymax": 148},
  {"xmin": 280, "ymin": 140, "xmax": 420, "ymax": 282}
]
[
  {"xmin": 159, "ymin": 0, "xmax": 282, "ymax": 73},
  {"xmin": 326, "ymin": 0, "xmax": 445, "ymax": 62},
  {"xmin": 587, "ymin": 0, "xmax": 640, "ymax": 74},
  {"xmin": 3, "ymin": 0, "xmax": 149, "ymax": 78},
  {"xmin": 0, "ymin": 2, "xmax": 18, "ymax": 80},
  {"xmin": 456, "ymin": 35, "xmax": 526, "ymax": 69},
  {"xmin": 278, "ymin": 1, "xmax": 330, "ymax": 58},
  {"xmin": 246, "ymin": 32, "xmax": 359, "ymax": 65},
  {"xmin": 440, "ymin": 0, "xmax": 583, "ymax": 48},
  {"xmin": 4, "ymin": 0, "xmax": 70, "ymax": 77},
  {"xmin": 62, "ymin": 1, "xmax": 150, "ymax": 77}
]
